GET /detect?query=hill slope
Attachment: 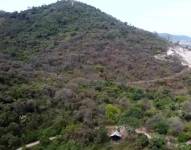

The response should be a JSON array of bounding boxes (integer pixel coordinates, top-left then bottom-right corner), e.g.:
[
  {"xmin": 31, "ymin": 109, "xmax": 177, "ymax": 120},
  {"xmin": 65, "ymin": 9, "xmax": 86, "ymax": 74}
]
[
  {"xmin": 0, "ymin": 1, "xmax": 191, "ymax": 150},
  {"xmin": 0, "ymin": 1, "xmax": 184, "ymax": 82}
]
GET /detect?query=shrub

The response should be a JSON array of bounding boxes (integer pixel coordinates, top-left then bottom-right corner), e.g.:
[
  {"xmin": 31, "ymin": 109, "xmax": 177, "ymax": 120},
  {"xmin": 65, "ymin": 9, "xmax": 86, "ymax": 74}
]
[
  {"xmin": 135, "ymin": 134, "xmax": 149, "ymax": 149},
  {"xmin": 0, "ymin": 133, "xmax": 20, "ymax": 149},
  {"xmin": 177, "ymin": 144, "xmax": 191, "ymax": 150},
  {"xmin": 175, "ymin": 95, "xmax": 188, "ymax": 103},
  {"xmin": 168, "ymin": 117, "xmax": 184, "ymax": 136},
  {"xmin": 153, "ymin": 97, "xmax": 174, "ymax": 110},
  {"xmin": 177, "ymin": 123, "xmax": 191, "ymax": 143},
  {"xmin": 128, "ymin": 88, "xmax": 144, "ymax": 101},
  {"xmin": 148, "ymin": 136, "xmax": 166, "ymax": 150},
  {"xmin": 146, "ymin": 115, "xmax": 169, "ymax": 134},
  {"xmin": 62, "ymin": 124, "xmax": 81, "ymax": 136},
  {"xmin": 96, "ymin": 92, "xmax": 110, "ymax": 103},
  {"xmin": 105, "ymin": 104, "xmax": 121, "ymax": 123},
  {"xmin": 7, "ymin": 122, "xmax": 20, "ymax": 135},
  {"xmin": 154, "ymin": 121, "xmax": 169, "ymax": 134},
  {"xmin": 54, "ymin": 88, "xmax": 74, "ymax": 100},
  {"xmin": 182, "ymin": 101, "xmax": 191, "ymax": 121},
  {"xmin": 40, "ymin": 136, "xmax": 50, "ymax": 146},
  {"xmin": 104, "ymin": 29, "xmax": 121, "ymax": 39},
  {"xmin": 95, "ymin": 64, "xmax": 105, "ymax": 73},
  {"xmin": 178, "ymin": 132, "xmax": 190, "ymax": 143},
  {"xmin": 57, "ymin": 140, "xmax": 82, "ymax": 150},
  {"xmin": 94, "ymin": 127, "xmax": 109, "ymax": 144},
  {"xmin": 119, "ymin": 106, "xmax": 143, "ymax": 127}
]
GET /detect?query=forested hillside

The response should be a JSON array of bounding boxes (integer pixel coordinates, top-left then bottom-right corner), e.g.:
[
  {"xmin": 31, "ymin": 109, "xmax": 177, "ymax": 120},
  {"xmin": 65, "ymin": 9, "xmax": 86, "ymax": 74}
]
[
  {"xmin": 0, "ymin": 1, "xmax": 191, "ymax": 150},
  {"xmin": 0, "ymin": 0, "xmax": 184, "ymax": 81}
]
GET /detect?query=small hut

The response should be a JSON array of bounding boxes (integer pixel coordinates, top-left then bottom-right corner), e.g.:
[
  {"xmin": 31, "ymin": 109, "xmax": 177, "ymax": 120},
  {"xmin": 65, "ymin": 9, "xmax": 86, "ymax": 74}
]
[{"xmin": 110, "ymin": 130, "xmax": 122, "ymax": 141}]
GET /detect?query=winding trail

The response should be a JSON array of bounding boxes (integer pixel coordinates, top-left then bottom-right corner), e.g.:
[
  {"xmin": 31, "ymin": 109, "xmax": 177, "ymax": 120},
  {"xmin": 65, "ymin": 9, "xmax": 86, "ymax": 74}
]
[
  {"xmin": 17, "ymin": 126, "xmax": 152, "ymax": 150},
  {"xmin": 135, "ymin": 128, "xmax": 152, "ymax": 139},
  {"xmin": 37, "ymin": 66, "xmax": 190, "ymax": 87},
  {"xmin": 16, "ymin": 136, "xmax": 57, "ymax": 150},
  {"xmin": 126, "ymin": 68, "xmax": 190, "ymax": 85}
]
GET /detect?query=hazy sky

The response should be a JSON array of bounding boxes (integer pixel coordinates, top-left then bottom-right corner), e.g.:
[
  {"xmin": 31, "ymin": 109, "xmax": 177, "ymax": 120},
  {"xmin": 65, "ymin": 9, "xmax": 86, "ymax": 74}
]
[{"xmin": 0, "ymin": 0, "xmax": 191, "ymax": 36}]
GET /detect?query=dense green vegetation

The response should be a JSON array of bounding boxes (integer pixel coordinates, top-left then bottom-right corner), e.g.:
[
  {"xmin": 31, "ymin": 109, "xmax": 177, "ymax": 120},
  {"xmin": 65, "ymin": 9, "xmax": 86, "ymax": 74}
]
[
  {"xmin": 0, "ymin": 0, "xmax": 191, "ymax": 150},
  {"xmin": 1, "ymin": 72, "xmax": 191, "ymax": 149}
]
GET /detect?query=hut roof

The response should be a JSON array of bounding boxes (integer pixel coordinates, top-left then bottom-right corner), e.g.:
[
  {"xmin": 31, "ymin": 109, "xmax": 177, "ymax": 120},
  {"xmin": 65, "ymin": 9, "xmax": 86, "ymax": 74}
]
[{"xmin": 110, "ymin": 130, "xmax": 122, "ymax": 137}]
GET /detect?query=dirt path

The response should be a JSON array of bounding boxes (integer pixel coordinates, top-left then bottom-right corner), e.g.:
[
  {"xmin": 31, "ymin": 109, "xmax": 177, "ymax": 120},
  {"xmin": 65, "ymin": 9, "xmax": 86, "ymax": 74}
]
[
  {"xmin": 44, "ymin": 67, "xmax": 190, "ymax": 86},
  {"xmin": 17, "ymin": 126, "xmax": 152, "ymax": 150},
  {"xmin": 135, "ymin": 128, "xmax": 152, "ymax": 139},
  {"xmin": 16, "ymin": 136, "xmax": 57, "ymax": 150},
  {"xmin": 126, "ymin": 68, "xmax": 190, "ymax": 85}
]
